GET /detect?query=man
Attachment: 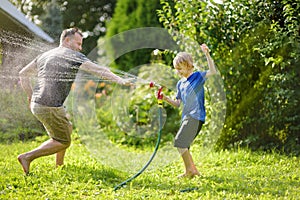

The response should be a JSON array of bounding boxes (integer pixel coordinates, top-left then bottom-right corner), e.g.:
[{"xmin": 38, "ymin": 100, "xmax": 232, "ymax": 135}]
[{"xmin": 18, "ymin": 27, "xmax": 130, "ymax": 174}]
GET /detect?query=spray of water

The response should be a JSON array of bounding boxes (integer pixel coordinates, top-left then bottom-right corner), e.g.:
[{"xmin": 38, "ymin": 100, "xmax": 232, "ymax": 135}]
[{"xmin": 0, "ymin": 27, "xmax": 227, "ymax": 173}]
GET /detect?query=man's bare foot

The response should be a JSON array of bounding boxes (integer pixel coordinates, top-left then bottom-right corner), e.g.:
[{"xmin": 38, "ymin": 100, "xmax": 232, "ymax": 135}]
[{"xmin": 17, "ymin": 154, "xmax": 31, "ymax": 175}]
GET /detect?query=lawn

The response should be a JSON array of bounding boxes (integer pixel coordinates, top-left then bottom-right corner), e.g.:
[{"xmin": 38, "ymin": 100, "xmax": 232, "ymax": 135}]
[{"xmin": 0, "ymin": 136, "xmax": 299, "ymax": 200}]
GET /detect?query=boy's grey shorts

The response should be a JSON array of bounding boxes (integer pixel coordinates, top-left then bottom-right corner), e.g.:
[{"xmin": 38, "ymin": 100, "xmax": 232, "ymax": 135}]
[{"xmin": 174, "ymin": 116, "xmax": 203, "ymax": 148}]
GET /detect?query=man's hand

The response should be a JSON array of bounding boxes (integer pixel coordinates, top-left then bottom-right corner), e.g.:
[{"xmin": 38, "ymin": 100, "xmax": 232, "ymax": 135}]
[{"xmin": 122, "ymin": 78, "xmax": 135, "ymax": 86}]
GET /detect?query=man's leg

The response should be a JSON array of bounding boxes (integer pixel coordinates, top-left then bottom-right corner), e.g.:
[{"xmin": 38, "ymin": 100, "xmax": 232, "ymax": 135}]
[
  {"xmin": 56, "ymin": 122, "xmax": 72, "ymax": 167},
  {"xmin": 18, "ymin": 138, "xmax": 70, "ymax": 174},
  {"xmin": 56, "ymin": 149, "xmax": 66, "ymax": 167}
]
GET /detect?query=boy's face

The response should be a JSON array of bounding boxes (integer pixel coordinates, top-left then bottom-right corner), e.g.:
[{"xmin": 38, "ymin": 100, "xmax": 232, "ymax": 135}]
[{"xmin": 174, "ymin": 63, "xmax": 193, "ymax": 78}]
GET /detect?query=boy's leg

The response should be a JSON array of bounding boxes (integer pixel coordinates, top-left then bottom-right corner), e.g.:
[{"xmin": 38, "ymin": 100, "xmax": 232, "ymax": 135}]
[
  {"xmin": 179, "ymin": 148, "xmax": 200, "ymax": 178},
  {"xmin": 18, "ymin": 138, "xmax": 70, "ymax": 174}
]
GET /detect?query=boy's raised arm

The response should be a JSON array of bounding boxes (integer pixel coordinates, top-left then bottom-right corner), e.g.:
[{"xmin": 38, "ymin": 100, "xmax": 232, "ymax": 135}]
[{"xmin": 201, "ymin": 44, "xmax": 217, "ymax": 78}]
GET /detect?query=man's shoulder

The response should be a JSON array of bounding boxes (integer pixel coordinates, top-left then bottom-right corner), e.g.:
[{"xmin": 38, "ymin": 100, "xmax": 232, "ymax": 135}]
[
  {"xmin": 63, "ymin": 47, "xmax": 88, "ymax": 61},
  {"xmin": 39, "ymin": 47, "xmax": 61, "ymax": 58},
  {"xmin": 41, "ymin": 47, "xmax": 88, "ymax": 60}
]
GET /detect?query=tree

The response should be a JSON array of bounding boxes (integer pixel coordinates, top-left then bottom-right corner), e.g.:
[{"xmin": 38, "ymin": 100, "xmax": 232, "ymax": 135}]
[
  {"xmin": 56, "ymin": 0, "xmax": 117, "ymax": 54},
  {"xmin": 39, "ymin": 0, "xmax": 62, "ymax": 42},
  {"xmin": 9, "ymin": 0, "xmax": 117, "ymax": 54},
  {"xmin": 104, "ymin": 0, "xmax": 163, "ymax": 71}
]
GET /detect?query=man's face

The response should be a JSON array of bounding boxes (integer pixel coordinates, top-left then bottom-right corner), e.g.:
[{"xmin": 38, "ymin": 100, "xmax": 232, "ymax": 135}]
[{"xmin": 68, "ymin": 32, "xmax": 83, "ymax": 52}]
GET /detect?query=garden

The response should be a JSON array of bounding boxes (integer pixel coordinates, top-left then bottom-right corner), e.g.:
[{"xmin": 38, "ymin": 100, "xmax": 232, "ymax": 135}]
[{"xmin": 0, "ymin": 0, "xmax": 299, "ymax": 199}]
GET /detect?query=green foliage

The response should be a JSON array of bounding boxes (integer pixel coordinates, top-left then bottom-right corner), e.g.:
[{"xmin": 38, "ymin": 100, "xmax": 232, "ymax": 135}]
[
  {"xmin": 0, "ymin": 141, "xmax": 299, "ymax": 199},
  {"xmin": 57, "ymin": 0, "xmax": 117, "ymax": 54},
  {"xmin": 9, "ymin": 0, "xmax": 117, "ymax": 54},
  {"xmin": 39, "ymin": 0, "xmax": 63, "ymax": 42},
  {"xmin": 0, "ymin": 88, "xmax": 44, "ymax": 143},
  {"xmin": 105, "ymin": 0, "xmax": 163, "ymax": 71},
  {"xmin": 106, "ymin": 0, "xmax": 162, "ymax": 37},
  {"xmin": 94, "ymin": 64, "xmax": 179, "ymax": 150},
  {"xmin": 158, "ymin": 0, "xmax": 300, "ymax": 154}
]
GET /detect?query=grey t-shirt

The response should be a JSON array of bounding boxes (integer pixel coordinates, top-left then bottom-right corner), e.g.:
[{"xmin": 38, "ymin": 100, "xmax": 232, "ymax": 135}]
[{"xmin": 32, "ymin": 46, "xmax": 89, "ymax": 107}]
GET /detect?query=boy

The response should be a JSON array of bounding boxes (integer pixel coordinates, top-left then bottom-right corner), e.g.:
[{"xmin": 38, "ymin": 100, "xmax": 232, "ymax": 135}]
[{"xmin": 163, "ymin": 44, "xmax": 216, "ymax": 178}]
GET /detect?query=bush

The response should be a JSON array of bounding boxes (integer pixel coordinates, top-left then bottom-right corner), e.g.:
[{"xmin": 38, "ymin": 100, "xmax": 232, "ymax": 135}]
[
  {"xmin": 94, "ymin": 63, "xmax": 180, "ymax": 150},
  {"xmin": 158, "ymin": 0, "xmax": 300, "ymax": 155},
  {"xmin": 0, "ymin": 88, "xmax": 44, "ymax": 143}
]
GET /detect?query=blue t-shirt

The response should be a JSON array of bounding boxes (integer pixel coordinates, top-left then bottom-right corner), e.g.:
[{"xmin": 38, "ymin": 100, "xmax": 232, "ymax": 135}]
[{"xmin": 176, "ymin": 71, "xmax": 207, "ymax": 122}]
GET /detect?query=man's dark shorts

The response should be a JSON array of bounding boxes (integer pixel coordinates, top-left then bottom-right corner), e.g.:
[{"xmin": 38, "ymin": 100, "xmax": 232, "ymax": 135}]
[
  {"xmin": 174, "ymin": 116, "xmax": 203, "ymax": 148},
  {"xmin": 31, "ymin": 102, "xmax": 72, "ymax": 144}
]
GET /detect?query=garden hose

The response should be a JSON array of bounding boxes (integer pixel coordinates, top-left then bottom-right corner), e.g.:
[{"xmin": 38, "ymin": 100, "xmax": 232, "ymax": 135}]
[{"xmin": 113, "ymin": 85, "xmax": 164, "ymax": 191}]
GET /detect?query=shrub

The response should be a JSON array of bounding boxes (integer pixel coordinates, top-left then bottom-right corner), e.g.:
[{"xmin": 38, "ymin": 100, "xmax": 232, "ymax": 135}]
[
  {"xmin": 94, "ymin": 63, "xmax": 180, "ymax": 150},
  {"xmin": 0, "ymin": 88, "xmax": 44, "ymax": 143},
  {"xmin": 158, "ymin": 0, "xmax": 300, "ymax": 155}
]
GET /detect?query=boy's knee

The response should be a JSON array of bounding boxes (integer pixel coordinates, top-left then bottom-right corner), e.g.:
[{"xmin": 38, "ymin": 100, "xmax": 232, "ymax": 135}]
[{"xmin": 177, "ymin": 147, "xmax": 188, "ymax": 155}]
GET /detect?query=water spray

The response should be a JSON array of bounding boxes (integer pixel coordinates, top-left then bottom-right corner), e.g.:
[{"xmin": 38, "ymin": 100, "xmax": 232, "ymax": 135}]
[{"xmin": 113, "ymin": 82, "xmax": 164, "ymax": 191}]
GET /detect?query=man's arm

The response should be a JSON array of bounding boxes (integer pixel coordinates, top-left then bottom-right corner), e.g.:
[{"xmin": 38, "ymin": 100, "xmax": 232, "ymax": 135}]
[
  {"xmin": 201, "ymin": 44, "xmax": 217, "ymax": 78},
  {"xmin": 80, "ymin": 61, "xmax": 128, "ymax": 85},
  {"xmin": 19, "ymin": 59, "xmax": 37, "ymax": 103}
]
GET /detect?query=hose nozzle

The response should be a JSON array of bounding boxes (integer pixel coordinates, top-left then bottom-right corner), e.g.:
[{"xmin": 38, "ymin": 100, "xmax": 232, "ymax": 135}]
[
  {"xmin": 149, "ymin": 81, "xmax": 161, "ymax": 88},
  {"xmin": 150, "ymin": 81, "xmax": 163, "ymax": 106}
]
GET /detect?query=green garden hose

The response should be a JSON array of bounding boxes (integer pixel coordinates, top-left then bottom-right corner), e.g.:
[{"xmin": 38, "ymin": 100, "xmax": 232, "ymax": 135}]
[{"xmin": 114, "ymin": 85, "xmax": 164, "ymax": 191}]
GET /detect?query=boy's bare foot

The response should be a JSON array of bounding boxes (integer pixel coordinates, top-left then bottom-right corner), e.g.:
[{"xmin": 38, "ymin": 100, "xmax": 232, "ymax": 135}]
[
  {"xmin": 178, "ymin": 171, "xmax": 200, "ymax": 179},
  {"xmin": 17, "ymin": 154, "xmax": 31, "ymax": 175}
]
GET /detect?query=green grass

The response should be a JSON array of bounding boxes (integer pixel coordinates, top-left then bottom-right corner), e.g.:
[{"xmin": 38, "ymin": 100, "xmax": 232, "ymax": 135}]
[{"xmin": 0, "ymin": 137, "xmax": 299, "ymax": 200}]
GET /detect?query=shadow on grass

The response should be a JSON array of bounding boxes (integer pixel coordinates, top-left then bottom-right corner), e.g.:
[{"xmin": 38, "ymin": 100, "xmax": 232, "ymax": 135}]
[
  {"xmin": 116, "ymin": 173, "xmax": 295, "ymax": 198},
  {"xmin": 60, "ymin": 163, "xmax": 130, "ymax": 187}
]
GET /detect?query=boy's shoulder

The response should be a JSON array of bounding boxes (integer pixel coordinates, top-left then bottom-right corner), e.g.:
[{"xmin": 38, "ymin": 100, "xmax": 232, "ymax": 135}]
[{"xmin": 194, "ymin": 70, "xmax": 207, "ymax": 78}]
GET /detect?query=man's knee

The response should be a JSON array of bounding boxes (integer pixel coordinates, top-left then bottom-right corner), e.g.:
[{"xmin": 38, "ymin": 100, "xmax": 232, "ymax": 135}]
[
  {"xmin": 63, "ymin": 135, "xmax": 71, "ymax": 148},
  {"xmin": 64, "ymin": 140, "xmax": 71, "ymax": 148},
  {"xmin": 61, "ymin": 123, "xmax": 72, "ymax": 147},
  {"xmin": 68, "ymin": 123, "xmax": 73, "ymax": 134},
  {"xmin": 53, "ymin": 138, "xmax": 71, "ymax": 148}
]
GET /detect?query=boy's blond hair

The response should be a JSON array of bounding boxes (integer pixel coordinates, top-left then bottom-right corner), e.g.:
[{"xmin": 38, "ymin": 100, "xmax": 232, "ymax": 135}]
[{"xmin": 173, "ymin": 52, "xmax": 194, "ymax": 69}]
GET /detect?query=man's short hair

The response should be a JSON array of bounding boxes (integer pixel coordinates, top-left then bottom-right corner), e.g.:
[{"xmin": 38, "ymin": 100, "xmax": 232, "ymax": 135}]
[{"xmin": 60, "ymin": 27, "xmax": 83, "ymax": 44}]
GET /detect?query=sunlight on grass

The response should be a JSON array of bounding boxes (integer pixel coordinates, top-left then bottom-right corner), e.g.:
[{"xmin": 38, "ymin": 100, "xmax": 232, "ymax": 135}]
[{"xmin": 0, "ymin": 140, "xmax": 299, "ymax": 199}]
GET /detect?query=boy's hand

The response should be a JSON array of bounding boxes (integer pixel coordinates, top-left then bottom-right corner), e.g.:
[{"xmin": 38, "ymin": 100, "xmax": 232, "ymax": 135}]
[{"xmin": 201, "ymin": 44, "xmax": 210, "ymax": 55}]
